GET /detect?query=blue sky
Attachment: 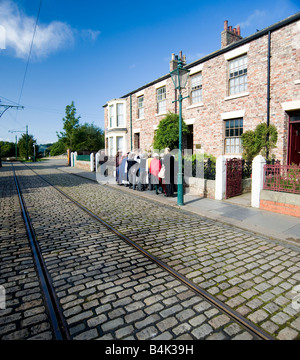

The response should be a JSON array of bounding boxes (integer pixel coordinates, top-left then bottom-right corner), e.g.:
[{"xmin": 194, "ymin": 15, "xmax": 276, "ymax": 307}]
[{"xmin": 0, "ymin": 0, "xmax": 299, "ymax": 145}]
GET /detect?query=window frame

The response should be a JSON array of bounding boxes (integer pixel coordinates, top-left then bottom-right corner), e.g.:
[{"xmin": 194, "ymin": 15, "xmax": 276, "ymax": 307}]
[
  {"xmin": 137, "ymin": 95, "xmax": 144, "ymax": 119},
  {"xmin": 228, "ymin": 54, "xmax": 248, "ymax": 96},
  {"xmin": 190, "ymin": 72, "xmax": 203, "ymax": 105},
  {"xmin": 116, "ymin": 103, "xmax": 124, "ymax": 127},
  {"xmin": 224, "ymin": 118, "xmax": 244, "ymax": 155},
  {"xmin": 109, "ymin": 105, "xmax": 114, "ymax": 128},
  {"xmin": 157, "ymin": 86, "xmax": 166, "ymax": 114}
]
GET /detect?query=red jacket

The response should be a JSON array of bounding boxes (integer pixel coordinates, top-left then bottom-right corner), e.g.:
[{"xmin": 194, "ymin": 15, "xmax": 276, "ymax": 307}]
[{"xmin": 149, "ymin": 158, "xmax": 161, "ymax": 177}]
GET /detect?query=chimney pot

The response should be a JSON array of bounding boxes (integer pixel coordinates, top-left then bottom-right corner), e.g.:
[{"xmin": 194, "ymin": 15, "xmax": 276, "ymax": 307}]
[{"xmin": 221, "ymin": 21, "xmax": 243, "ymax": 48}]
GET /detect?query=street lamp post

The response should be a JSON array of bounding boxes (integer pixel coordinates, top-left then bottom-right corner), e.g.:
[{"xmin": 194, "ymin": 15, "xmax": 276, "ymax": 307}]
[{"xmin": 170, "ymin": 58, "xmax": 190, "ymax": 206}]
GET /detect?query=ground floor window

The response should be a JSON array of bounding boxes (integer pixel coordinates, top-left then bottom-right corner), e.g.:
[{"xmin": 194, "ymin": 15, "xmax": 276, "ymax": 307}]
[
  {"xmin": 117, "ymin": 136, "xmax": 124, "ymax": 154},
  {"xmin": 108, "ymin": 137, "xmax": 114, "ymax": 156},
  {"xmin": 225, "ymin": 118, "xmax": 243, "ymax": 154}
]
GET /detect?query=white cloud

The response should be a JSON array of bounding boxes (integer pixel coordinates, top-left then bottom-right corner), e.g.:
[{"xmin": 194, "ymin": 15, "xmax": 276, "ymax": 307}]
[
  {"xmin": 236, "ymin": 1, "xmax": 299, "ymax": 31},
  {"xmin": 0, "ymin": 1, "xmax": 100, "ymax": 60},
  {"xmin": 237, "ymin": 10, "xmax": 268, "ymax": 29},
  {"xmin": 80, "ymin": 29, "xmax": 101, "ymax": 42}
]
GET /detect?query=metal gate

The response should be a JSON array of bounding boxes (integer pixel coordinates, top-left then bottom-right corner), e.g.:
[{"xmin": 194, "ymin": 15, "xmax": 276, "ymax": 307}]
[{"xmin": 226, "ymin": 158, "xmax": 243, "ymax": 199}]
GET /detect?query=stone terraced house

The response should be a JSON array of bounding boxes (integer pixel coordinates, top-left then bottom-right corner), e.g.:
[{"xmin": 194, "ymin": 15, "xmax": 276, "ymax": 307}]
[{"xmin": 103, "ymin": 12, "xmax": 300, "ymax": 165}]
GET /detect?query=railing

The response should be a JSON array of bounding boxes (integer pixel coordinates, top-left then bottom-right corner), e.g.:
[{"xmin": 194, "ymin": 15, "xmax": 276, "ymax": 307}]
[
  {"xmin": 76, "ymin": 155, "xmax": 90, "ymax": 162},
  {"xmin": 263, "ymin": 163, "xmax": 300, "ymax": 194}
]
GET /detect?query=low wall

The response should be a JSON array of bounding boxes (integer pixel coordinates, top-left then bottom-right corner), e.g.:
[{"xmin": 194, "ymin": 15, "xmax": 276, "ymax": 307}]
[
  {"xmin": 242, "ymin": 178, "xmax": 252, "ymax": 194},
  {"xmin": 75, "ymin": 160, "xmax": 91, "ymax": 171},
  {"xmin": 184, "ymin": 177, "xmax": 251, "ymax": 199},
  {"xmin": 260, "ymin": 190, "xmax": 300, "ymax": 218},
  {"xmin": 184, "ymin": 177, "xmax": 215, "ymax": 199}
]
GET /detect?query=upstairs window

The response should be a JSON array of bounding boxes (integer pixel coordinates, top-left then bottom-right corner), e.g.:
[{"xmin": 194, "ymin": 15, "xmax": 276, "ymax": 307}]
[
  {"xmin": 138, "ymin": 95, "xmax": 144, "ymax": 119},
  {"xmin": 229, "ymin": 55, "xmax": 248, "ymax": 95},
  {"xmin": 191, "ymin": 73, "xmax": 202, "ymax": 104},
  {"xmin": 116, "ymin": 103, "xmax": 124, "ymax": 127},
  {"xmin": 157, "ymin": 86, "xmax": 166, "ymax": 114},
  {"xmin": 109, "ymin": 105, "xmax": 114, "ymax": 128}
]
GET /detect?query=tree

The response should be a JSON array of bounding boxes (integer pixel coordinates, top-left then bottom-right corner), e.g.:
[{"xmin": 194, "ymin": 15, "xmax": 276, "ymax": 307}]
[
  {"xmin": 242, "ymin": 123, "xmax": 278, "ymax": 162},
  {"xmin": 18, "ymin": 134, "xmax": 37, "ymax": 159},
  {"xmin": 58, "ymin": 101, "xmax": 80, "ymax": 150},
  {"xmin": 49, "ymin": 139, "xmax": 67, "ymax": 156},
  {"xmin": 72, "ymin": 123, "xmax": 104, "ymax": 152},
  {"xmin": 53, "ymin": 101, "xmax": 105, "ymax": 154},
  {"xmin": 0, "ymin": 141, "xmax": 15, "ymax": 157},
  {"xmin": 153, "ymin": 112, "xmax": 190, "ymax": 151}
]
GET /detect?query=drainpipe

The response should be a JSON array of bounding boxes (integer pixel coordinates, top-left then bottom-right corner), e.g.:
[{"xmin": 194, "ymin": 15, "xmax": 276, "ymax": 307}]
[
  {"xmin": 266, "ymin": 31, "xmax": 271, "ymax": 160},
  {"xmin": 130, "ymin": 95, "xmax": 133, "ymax": 151}
]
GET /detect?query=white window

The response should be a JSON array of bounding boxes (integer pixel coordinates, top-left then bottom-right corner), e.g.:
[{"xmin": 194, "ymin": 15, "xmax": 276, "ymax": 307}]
[
  {"xmin": 191, "ymin": 73, "xmax": 202, "ymax": 104},
  {"xmin": 157, "ymin": 87, "xmax": 166, "ymax": 114},
  {"xmin": 109, "ymin": 137, "xmax": 114, "ymax": 156},
  {"xmin": 138, "ymin": 95, "xmax": 144, "ymax": 119},
  {"xmin": 225, "ymin": 118, "xmax": 243, "ymax": 154},
  {"xmin": 229, "ymin": 55, "xmax": 248, "ymax": 95},
  {"xmin": 109, "ymin": 105, "xmax": 114, "ymax": 128},
  {"xmin": 116, "ymin": 136, "xmax": 124, "ymax": 153},
  {"xmin": 117, "ymin": 103, "xmax": 124, "ymax": 127}
]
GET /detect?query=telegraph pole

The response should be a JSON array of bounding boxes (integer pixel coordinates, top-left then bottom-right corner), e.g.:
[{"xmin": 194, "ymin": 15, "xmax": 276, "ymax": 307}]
[
  {"xmin": 8, "ymin": 130, "xmax": 24, "ymax": 159},
  {"xmin": 26, "ymin": 125, "xmax": 29, "ymax": 161},
  {"xmin": 1, "ymin": 100, "xmax": 24, "ymax": 165}
]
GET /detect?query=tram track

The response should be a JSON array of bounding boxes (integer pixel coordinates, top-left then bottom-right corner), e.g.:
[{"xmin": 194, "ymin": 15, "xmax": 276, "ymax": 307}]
[
  {"xmin": 11, "ymin": 163, "xmax": 70, "ymax": 340},
  {"xmin": 12, "ymin": 162, "xmax": 274, "ymax": 341}
]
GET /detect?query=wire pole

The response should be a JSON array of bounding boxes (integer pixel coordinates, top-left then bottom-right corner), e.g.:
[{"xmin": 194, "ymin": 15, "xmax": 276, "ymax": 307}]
[{"xmin": 26, "ymin": 125, "xmax": 29, "ymax": 161}]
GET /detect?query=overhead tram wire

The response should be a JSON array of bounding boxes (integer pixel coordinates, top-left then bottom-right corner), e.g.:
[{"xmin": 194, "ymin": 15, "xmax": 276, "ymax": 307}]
[{"xmin": 17, "ymin": 0, "xmax": 43, "ymax": 107}]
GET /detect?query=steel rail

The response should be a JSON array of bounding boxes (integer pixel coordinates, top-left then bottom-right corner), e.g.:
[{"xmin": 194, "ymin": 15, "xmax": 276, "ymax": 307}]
[
  {"xmin": 24, "ymin": 164, "xmax": 275, "ymax": 341},
  {"xmin": 11, "ymin": 163, "xmax": 70, "ymax": 340}
]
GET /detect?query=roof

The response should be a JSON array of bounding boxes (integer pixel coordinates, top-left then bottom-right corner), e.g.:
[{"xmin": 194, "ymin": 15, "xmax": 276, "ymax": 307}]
[{"xmin": 103, "ymin": 11, "xmax": 300, "ymax": 108}]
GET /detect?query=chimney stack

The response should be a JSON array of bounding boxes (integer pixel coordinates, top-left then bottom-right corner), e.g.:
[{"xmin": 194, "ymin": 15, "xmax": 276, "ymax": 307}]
[
  {"xmin": 221, "ymin": 20, "xmax": 242, "ymax": 48},
  {"xmin": 170, "ymin": 51, "xmax": 186, "ymax": 71}
]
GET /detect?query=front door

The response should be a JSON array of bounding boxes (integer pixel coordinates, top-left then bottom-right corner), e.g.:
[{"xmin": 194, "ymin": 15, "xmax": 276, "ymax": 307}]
[{"xmin": 288, "ymin": 114, "xmax": 300, "ymax": 165}]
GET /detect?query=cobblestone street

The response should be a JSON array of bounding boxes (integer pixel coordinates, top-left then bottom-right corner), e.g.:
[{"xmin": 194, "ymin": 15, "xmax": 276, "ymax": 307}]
[{"xmin": 0, "ymin": 161, "xmax": 299, "ymax": 340}]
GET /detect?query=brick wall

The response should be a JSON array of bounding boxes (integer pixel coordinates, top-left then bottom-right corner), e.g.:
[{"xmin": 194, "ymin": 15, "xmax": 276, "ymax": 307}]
[
  {"xmin": 260, "ymin": 190, "xmax": 300, "ymax": 218},
  {"xmin": 104, "ymin": 17, "xmax": 300, "ymax": 163},
  {"xmin": 260, "ymin": 200, "xmax": 300, "ymax": 218}
]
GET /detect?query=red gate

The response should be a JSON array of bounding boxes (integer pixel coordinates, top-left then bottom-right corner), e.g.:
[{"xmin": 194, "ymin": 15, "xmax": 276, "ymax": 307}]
[{"xmin": 226, "ymin": 158, "xmax": 243, "ymax": 199}]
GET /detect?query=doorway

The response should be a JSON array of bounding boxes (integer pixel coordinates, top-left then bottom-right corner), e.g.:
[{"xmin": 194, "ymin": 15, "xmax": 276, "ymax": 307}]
[
  {"xmin": 134, "ymin": 133, "xmax": 140, "ymax": 151},
  {"xmin": 288, "ymin": 113, "xmax": 300, "ymax": 165}
]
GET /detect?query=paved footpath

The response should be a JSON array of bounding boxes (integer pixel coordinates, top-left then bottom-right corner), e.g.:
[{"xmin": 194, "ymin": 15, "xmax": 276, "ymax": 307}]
[
  {"xmin": 0, "ymin": 163, "xmax": 260, "ymax": 340},
  {"xmin": 27, "ymin": 160, "xmax": 300, "ymax": 340}
]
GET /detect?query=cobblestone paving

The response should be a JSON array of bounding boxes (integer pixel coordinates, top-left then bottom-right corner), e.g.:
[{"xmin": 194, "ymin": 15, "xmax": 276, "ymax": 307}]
[
  {"xmin": 0, "ymin": 163, "xmax": 260, "ymax": 340},
  {"xmin": 0, "ymin": 165, "xmax": 53, "ymax": 340},
  {"xmin": 30, "ymin": 162, "xmax": 300, "ymax": 340}
]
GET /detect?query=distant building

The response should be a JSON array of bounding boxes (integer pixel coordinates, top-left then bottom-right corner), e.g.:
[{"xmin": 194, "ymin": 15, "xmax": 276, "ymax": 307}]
[{"xmin": 103, "ymin": 12, "xmax": 300, "ymax": 165}]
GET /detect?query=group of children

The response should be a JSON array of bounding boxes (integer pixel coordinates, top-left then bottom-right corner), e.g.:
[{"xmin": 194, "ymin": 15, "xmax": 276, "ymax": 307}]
[{"xmin": 115, "ymin": 148, "xmax": 176, "ymax": 197}]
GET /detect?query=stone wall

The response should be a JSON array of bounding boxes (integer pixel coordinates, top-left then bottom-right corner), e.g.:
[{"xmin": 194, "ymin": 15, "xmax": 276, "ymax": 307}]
[{"xmin": 75, "ymin": 160, "xmax": 91, "ymax": 171}]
